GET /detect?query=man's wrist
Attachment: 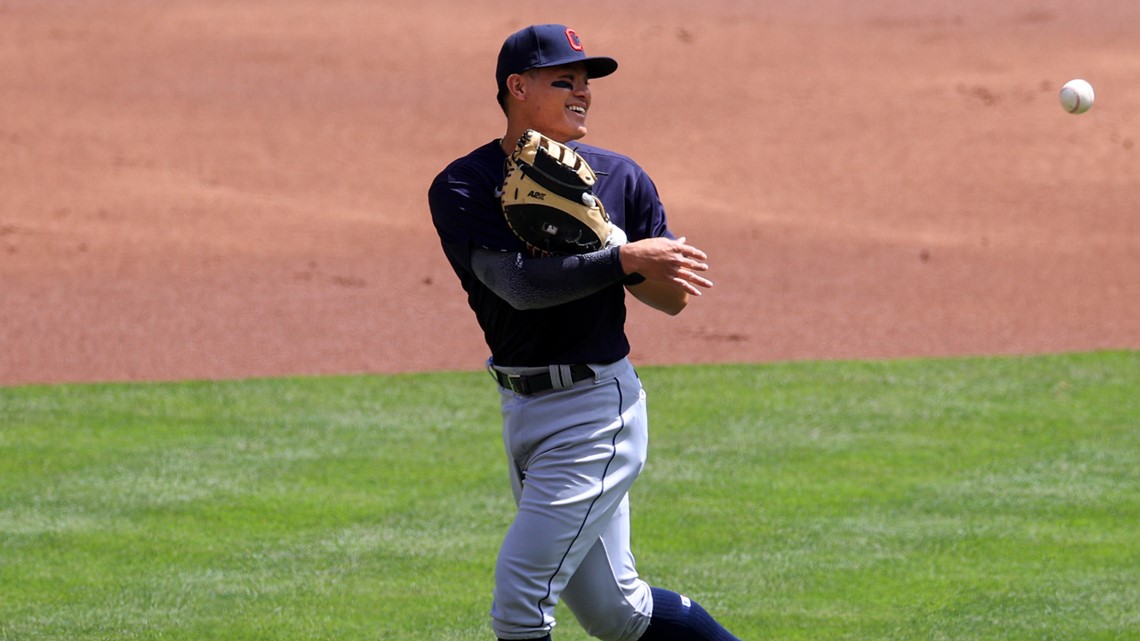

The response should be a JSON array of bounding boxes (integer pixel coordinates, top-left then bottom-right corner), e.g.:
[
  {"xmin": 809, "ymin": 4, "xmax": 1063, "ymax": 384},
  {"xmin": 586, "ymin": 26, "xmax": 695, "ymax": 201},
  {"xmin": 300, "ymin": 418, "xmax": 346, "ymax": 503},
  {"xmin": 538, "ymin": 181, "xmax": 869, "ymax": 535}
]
[{"xmin": 614, "ymin": 245, "xmax": 646, "ymax": 285}]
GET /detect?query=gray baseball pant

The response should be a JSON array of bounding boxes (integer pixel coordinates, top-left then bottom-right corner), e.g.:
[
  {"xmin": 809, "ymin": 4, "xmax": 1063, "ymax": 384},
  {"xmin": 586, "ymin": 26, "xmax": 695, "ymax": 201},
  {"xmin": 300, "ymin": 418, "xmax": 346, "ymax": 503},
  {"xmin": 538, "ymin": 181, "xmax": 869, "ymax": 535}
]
[{"xmin": 490, "ymin": 357, "xmax": 654, "ymax": 641}]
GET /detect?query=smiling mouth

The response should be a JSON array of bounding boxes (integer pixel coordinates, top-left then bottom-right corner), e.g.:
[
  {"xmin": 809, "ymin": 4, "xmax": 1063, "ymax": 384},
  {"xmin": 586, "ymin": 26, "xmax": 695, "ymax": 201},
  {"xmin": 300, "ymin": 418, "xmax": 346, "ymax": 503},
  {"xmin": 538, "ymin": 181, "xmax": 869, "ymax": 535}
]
[{"xmin": 567, "ymin": 105, "xmax": 586, "ymax": 116}]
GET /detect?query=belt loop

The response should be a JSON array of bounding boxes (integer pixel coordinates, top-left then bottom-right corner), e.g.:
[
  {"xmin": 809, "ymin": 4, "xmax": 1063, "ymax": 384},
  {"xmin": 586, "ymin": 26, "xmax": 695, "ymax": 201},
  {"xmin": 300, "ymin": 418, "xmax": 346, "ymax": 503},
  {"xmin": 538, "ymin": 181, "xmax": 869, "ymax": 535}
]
[{"xmin": 549, "ymin": 364, "xmax": 570, "ymax": 390}]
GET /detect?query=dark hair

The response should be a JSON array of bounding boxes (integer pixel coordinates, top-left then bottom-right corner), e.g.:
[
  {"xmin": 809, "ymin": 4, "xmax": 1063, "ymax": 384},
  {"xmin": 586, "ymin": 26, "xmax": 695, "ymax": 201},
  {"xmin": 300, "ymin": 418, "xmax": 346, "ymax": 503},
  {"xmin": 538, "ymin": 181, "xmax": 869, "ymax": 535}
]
[{"xmin": 496, "ymin": 85, "xmax": 508, "ymax": 115}]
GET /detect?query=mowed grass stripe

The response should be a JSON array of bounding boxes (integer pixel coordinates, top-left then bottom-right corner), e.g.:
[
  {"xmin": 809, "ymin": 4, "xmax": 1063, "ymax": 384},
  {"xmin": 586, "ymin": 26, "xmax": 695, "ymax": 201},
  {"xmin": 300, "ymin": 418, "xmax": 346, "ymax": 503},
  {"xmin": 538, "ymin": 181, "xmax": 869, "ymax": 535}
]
[{"xmin": 1, "ymin": 351, "xmax": 1137, "ymax": 640}]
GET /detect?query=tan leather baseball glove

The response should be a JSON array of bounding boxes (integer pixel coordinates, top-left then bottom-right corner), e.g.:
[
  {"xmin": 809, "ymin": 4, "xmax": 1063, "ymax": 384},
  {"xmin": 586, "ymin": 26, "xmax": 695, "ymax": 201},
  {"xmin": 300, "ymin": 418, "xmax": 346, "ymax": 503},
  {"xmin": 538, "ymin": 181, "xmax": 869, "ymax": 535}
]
[{"xmin": 500, "ymin": 129, "xmax": 624, "ymax": 256}]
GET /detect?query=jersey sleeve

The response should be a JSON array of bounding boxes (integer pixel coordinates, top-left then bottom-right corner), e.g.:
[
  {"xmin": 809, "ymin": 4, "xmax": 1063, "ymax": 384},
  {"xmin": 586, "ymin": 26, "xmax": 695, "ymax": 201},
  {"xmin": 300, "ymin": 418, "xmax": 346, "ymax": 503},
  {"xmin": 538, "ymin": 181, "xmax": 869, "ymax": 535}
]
[
  {"xmin": 574, "ymin": 144, "xmax": 675, "ymax": 244},
  {"xmin": 428, "ymin": 158, "xmax": 526, "ymax": 272},
  {"xmin": 626, "ymin": 167, "xmax": 674, "ymax": 242},
  {"xmin": 606, "ymin": 162, "xmax": 675, "ymax": 245}
]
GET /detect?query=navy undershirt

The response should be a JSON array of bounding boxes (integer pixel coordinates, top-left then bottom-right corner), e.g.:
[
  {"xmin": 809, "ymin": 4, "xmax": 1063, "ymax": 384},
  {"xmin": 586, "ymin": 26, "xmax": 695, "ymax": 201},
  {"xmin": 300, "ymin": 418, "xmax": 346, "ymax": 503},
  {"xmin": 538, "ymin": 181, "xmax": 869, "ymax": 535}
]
[{"xmin": 429, "ymin": 139, "xmax": 673, "ymax": 367}]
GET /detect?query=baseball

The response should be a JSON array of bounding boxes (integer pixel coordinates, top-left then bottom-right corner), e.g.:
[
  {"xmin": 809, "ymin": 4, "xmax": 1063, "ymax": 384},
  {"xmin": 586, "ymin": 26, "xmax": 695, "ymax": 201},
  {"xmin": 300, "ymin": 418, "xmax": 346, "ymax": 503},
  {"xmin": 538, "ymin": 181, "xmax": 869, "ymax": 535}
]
[{"xmin": 1059, "ymin": 79, "xmax": 1094, "ymax": 114}]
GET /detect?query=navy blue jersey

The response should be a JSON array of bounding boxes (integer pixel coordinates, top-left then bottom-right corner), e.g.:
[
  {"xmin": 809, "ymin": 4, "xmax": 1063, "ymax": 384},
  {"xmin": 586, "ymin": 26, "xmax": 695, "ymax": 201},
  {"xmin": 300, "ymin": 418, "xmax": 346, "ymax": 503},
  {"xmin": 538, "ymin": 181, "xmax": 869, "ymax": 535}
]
[{"xmin": 429, "ymin": 139, "xmax": 674, "ymax": 366}]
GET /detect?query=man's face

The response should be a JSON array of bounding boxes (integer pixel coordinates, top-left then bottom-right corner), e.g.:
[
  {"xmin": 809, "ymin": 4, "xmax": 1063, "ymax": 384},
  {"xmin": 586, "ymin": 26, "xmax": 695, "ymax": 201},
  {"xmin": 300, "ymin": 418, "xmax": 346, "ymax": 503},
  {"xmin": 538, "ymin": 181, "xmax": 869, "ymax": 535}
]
[{"xmin": 512, "ymin": 63, "xmax": 592, "ymax": 142}]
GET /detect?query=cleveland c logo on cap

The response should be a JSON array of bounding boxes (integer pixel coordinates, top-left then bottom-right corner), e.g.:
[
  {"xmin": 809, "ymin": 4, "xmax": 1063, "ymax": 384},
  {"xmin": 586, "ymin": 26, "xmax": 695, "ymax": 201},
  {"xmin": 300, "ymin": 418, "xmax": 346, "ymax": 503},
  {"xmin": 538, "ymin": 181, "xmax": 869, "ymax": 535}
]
[{"xmin": 565, "ymin": 28, "xmax": 584, "ymax": 51}]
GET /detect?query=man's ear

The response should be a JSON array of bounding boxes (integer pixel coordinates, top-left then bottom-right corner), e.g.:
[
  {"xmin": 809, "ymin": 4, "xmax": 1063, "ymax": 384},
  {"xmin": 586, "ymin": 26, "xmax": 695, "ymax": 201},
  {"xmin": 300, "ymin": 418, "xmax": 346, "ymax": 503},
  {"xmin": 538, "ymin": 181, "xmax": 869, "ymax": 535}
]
[{"xmin": 506, "ymin": 73, "xmax": 527, "ymax": 100}]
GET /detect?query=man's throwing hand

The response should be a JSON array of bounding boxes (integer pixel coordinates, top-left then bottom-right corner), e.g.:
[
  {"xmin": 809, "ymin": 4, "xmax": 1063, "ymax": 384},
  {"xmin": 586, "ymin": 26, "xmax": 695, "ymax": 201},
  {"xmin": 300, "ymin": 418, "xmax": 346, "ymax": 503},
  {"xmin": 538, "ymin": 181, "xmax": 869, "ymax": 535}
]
[{"xmin": 619, "ymin": 236, "xmax": 713, "ymax": 297}]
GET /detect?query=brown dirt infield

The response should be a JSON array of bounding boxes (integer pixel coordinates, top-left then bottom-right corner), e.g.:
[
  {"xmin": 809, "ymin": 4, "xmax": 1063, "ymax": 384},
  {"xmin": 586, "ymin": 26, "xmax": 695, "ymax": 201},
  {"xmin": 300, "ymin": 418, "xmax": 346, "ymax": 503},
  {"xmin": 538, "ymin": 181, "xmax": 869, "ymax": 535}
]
[{"xmin": 2, "ymin": 0, "xmax": 1137, "ymax": 386}]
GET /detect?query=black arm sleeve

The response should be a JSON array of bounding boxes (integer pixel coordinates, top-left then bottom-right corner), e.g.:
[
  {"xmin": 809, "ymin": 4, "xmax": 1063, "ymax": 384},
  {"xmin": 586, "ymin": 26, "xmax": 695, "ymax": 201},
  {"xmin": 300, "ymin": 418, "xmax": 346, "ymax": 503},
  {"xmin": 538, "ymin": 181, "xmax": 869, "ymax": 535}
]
[{"xmin": 471, "ymin": 246, "xmax": 633, "ymax": 310}]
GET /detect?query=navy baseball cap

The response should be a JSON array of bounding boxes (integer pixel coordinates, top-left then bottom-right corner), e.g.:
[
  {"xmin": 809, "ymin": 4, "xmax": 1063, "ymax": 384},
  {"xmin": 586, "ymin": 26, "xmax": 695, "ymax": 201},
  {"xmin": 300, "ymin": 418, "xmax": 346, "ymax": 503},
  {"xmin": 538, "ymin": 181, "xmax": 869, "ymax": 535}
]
[{"xmin": 495, "ymin": 24, "xmax": 618, "ymax": 90}]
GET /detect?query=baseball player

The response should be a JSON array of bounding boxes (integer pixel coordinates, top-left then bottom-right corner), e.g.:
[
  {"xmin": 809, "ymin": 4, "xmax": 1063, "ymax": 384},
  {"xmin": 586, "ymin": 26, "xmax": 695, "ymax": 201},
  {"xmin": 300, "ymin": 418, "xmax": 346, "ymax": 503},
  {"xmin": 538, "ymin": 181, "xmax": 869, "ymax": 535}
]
[{"xmin": 429, "ymin": 24, "xmax": 743, "ymax": 641}]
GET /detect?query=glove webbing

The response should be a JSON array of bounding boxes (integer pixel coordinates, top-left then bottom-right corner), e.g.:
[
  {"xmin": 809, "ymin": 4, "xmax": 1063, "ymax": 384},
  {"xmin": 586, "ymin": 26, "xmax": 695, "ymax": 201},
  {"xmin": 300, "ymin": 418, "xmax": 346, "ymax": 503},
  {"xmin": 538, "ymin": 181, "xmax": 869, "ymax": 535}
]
[{"xmin": 517, "ymin": 146, "xmax": 597, "ymax": 206}]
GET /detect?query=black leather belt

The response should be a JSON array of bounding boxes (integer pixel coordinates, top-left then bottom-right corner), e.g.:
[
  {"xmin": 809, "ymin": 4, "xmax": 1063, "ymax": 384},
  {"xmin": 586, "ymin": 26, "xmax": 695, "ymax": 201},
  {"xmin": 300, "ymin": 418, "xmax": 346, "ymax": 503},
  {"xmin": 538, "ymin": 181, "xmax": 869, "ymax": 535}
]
[{"xmin": 493, "ymin": 364, "xmax": 595, "ymax": 395}]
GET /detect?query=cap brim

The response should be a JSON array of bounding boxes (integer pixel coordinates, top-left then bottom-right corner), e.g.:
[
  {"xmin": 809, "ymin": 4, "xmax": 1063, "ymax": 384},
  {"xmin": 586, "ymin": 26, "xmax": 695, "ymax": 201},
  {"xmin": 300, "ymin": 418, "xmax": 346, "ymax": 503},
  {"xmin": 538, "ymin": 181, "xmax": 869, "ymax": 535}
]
[
  {"xmin": 583, "ymin": 57, "xmax": 619, "ymax": 79},
  {"xmin": 532, "ymin": 55, "xmax": 618, "ymax": 80}
]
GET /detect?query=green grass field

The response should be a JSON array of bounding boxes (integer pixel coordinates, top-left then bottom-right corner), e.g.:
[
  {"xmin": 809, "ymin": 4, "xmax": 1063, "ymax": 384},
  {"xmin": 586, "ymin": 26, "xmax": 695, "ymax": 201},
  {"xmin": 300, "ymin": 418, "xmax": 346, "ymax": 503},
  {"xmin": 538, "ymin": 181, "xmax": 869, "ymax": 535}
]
[{"xmin": 2, "ymin": 351, "xmax": 1137, "ymax": 641}]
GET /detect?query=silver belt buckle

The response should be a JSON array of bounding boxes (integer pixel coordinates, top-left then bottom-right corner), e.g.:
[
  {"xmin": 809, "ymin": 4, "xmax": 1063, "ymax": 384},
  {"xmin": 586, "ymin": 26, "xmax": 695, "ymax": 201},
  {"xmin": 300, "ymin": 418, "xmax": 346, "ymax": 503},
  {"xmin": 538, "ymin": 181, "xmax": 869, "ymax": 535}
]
[{"xmin": 505, "ymin": 373, "xmax": 528, "ymax": 394}]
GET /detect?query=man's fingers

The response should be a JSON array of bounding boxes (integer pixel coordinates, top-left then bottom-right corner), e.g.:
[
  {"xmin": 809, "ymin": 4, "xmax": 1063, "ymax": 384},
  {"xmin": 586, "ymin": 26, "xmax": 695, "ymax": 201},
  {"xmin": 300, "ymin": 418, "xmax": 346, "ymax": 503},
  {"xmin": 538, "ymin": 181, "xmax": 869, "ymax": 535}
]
[
  {"xmin": 673, "ymin": 237, "xmax": 708, "ymax": 261},
  {"xmin": 677, "ymin": 270, "xmax": 714, "ymax": 290},
  {"xmin": 675, "ymin": 275, "xmax": 713, "ymax": 296},
  {"xmin": 689, "ymin": 274, "xmax": 715, "ymax": 289},
  {"xmin": 683, "ymin": 246, "xmax": 708, "ymax": 262},
  {"xmin": 675, "ymin": 279, "xmax": 702, "ymax": 296}
]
